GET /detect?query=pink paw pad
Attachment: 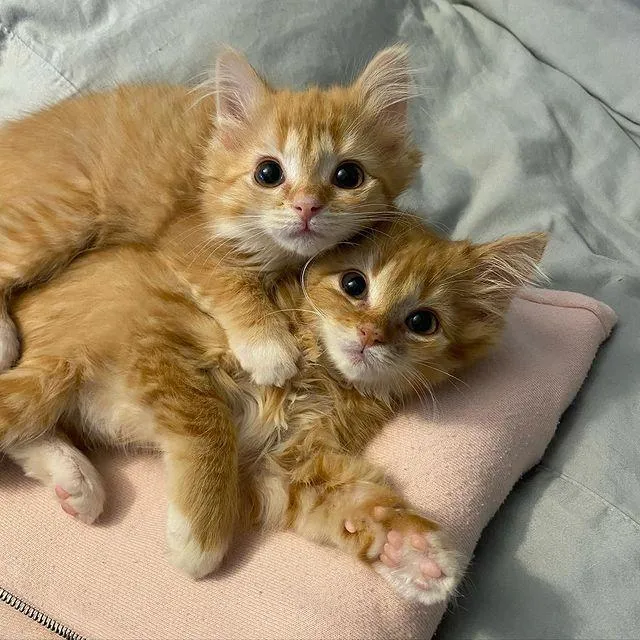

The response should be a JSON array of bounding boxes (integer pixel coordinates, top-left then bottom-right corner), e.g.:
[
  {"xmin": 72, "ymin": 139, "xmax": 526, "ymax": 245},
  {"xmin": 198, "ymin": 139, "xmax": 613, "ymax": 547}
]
[
  {"xmin": 380, "ymin": 530, "xmax": 445, "ymax": 584},
  {"xmin": 420, "ymin": 559, "xmax": 443, "ymax": 579},
  {"xmin": 55, "ymin": 485, "xmax": 78, "ymax": 517},
  {"xmin": 55, "ymin": 485, "xmax": 71, "ymax": 500},
  {"xmin": 344, "ymin": 520, "xmax": 357, "ymax": 534}
]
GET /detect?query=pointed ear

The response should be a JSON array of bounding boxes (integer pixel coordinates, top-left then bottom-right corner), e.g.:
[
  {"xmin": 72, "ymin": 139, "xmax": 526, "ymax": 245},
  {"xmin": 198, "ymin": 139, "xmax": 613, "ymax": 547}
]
[
  {"xmin": 355, "ymin": 44, "xmax": 413, "ymax": 133},
  {"xmin": 473, "ymin": 232, "xmax": 548, "ymax": 311},
  {"xmin": 214, "ymin": 47, "xmax": 267, "ymax": 127}
]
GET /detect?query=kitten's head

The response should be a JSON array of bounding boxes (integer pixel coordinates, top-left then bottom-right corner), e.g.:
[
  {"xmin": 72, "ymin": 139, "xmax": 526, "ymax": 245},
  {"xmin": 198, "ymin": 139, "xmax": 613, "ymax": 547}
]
[
  {"xmin": 201, "ymin": 46, "xmax": 421, "ymax": 259},
  {"xmin": 304, "ymin": 218, "xmax": 548, "ymax": 397}
]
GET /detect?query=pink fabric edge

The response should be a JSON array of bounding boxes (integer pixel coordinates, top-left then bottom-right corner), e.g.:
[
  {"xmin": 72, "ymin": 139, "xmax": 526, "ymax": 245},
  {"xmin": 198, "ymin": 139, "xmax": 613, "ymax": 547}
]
[
  {"xmin": 518, "ymin": 287, "xmax": 617, "ymax": 338},
  {"xmin": 0, "ymin": 287, "xmax": 617, "ymax": 640}
]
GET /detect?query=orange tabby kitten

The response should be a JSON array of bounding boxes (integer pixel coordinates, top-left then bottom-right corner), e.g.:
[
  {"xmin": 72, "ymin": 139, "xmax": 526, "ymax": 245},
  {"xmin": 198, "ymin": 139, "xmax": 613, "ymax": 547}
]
[
  {"xmin": 0, "ymin": 45, "xmax": 420, "ymax": 386},
  {"xmin": 0, "ymin": 216, "xmax": 546, "ymax": 606}
]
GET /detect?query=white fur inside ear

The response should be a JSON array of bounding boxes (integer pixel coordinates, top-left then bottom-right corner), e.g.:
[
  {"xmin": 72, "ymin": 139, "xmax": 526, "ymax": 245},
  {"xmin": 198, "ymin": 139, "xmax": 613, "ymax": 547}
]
[
  {"xmin": 477, "ymin": 232, "xmax": 549, "ymax": 295},
  {"xmin": 215, "ymin": 48, "xmax": 265, "ymax": 126},
  {"xmin": 166, "ymin": 504, "xmax": 227, "ymax": 579},
  {"xmin": 356, "ymin": 44, "xmax": 414, "ymax": 128}
]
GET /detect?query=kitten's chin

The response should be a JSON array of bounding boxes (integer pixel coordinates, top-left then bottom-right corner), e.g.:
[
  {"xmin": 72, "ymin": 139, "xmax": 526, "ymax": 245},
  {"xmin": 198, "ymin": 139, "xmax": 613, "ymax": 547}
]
[
  {"xmin": 339, "ymin": 364, "xmax": 398, "ymax": 398},
  {"xmin": 268, "ymin": 213, "xmax": 363, "ymax": 257},
  {"xmin": 325, "ymin": 341, "xmax": 397, "ymax": 395},
  {"xmin": 269, "ymin": 228, "xmax": 336, "ymax": 257},
  {"xmin": 320, "ymin": 325, "xmax": 407, "ymax": 396}
]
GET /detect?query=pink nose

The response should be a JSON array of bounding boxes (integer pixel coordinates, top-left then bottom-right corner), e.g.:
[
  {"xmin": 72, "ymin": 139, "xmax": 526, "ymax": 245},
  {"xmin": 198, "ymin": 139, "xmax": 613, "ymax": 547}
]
[
  {"xmin": 358, "ymin": 324, "xmax": 385, "ymax": 350},
  {"xmin": 293, "ymin": 196, "xmax": 324, "ymax": 224}
]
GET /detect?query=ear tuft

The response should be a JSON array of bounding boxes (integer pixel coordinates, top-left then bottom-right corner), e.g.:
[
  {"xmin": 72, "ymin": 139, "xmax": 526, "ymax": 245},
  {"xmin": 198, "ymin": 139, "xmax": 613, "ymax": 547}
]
[
  {"xmin": 474, "ymin": 232, "xmax": 549, "ymax": 312},
  {"xmin": 215, "ymin": 47, "xmax": 267, "ymax": 127},
  {"xmin": 355, "ymin": 44, "xmax": 413, "ymax": 133}
]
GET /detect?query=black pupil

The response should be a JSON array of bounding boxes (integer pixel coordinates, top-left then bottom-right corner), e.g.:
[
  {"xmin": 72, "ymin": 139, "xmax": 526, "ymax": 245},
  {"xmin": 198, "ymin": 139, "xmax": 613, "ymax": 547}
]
[
  {"xmin": 407, "ymin": 311, "xmax": 435, "ymax": 333},
  {"xmin": 334, "ymin": 163, "xmax": 362, "ymax": 189},
  {"xmin": 342, "ymin": 272, "xmax": 367, "ymax": 297},
  {"xmin": 256, "ymin": 161, "xmax": 282, "ymax": 185}
]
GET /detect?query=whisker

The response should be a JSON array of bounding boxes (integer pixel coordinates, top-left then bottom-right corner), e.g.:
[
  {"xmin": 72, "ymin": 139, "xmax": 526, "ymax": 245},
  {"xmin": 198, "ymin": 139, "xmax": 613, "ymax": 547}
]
[
  {"xmin": 300, "ymin": 254, "xmax": 330, "ymax": 323},
  {"xmin": 408, "ymin": 369, "xmax": 440, "ymax": 420},
  {"xmin": 414, "ymin": 360, "xmax": 470, "ymax": 390}
]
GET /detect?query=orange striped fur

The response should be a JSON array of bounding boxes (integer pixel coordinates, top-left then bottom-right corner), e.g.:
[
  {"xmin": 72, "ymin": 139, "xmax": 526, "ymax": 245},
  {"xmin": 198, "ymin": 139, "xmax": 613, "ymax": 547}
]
[
  {"xmin": 0, "ymin": 45, "xmax": 420, "ymax": 385},
  {"xmin": 0, "ymin": 217, "xmax": 546, "ymax": 604}
]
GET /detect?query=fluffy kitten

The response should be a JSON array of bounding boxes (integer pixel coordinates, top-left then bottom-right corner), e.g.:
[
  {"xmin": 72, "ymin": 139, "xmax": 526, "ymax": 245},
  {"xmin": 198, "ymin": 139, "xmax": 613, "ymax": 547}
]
[
  {"xmin": 0, "ymin": 216, "xmax": 546, "ymax": 606},
  {"xmin": 0, "ymin": 45, "xmax": 420, "ymax": 385}
]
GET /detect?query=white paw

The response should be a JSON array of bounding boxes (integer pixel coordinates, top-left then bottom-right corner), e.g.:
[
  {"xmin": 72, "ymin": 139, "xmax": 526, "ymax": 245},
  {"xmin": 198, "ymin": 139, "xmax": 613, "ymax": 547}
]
[
  {"xmin": 232, "ymin": 335, "xmax": 299, "ymax": 387},
  {"xmin": 166, "ymin": 504, "xmax": 228, "ymax": 579},
  {"xmin": 373, "ymin": 529, "xmax": 464, "ymax": 606},
  {"xmin": 13, "ymin": 438, "xmax": 106, "ymax": 524},
  {"xmin": 0, "ymin": 314, "xmax": 19, "ymax": 370},
  {"xmin": 49, "ymin": 448, "xmax": 105, "ymax": 525}
]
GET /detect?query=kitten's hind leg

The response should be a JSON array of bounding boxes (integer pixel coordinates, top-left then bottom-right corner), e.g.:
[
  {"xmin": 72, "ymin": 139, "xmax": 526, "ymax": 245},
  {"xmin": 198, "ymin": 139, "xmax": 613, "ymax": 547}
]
[
  {"xmin": 286, "ymin": 450, "xmax": 464, "ymax": 606},
  {"xmin": 162, "ymin": 430, "xmax": 239, "ymax": 579},
  {"xmin": 151, "ymin": 372, "xmax": 239, "ymax": 579},
  {"xmin": 6, "ymin": 433, "xmax": 105, "ymax": 524}
]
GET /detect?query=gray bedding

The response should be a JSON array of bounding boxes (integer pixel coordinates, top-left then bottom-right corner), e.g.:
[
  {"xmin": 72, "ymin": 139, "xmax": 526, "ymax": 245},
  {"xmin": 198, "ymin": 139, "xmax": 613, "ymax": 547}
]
[{"xmin": 1, "ymin": 1, "xmax": 639, "ymax": 637}]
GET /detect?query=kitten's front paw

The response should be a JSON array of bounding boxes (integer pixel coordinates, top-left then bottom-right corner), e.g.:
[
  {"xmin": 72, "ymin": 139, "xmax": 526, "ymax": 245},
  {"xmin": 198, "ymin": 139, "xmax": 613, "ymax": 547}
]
[
  {"xmin": 232, "ymin": 335, "xmax": 299, "ymax": 387},
  {"xmin": 374, "ymin": 525, "xmax": 463, "ymax": 606},
  {"xmin": 346, "ymin": 507, "xmax": 464, "ymax": 606},
  {"xmin": 0, "ymin": 314, "xmax": 19, "ymax": 370},
  {"xmin": 166, "ymin": 504, "xmax": 228, "ymax": 579}
]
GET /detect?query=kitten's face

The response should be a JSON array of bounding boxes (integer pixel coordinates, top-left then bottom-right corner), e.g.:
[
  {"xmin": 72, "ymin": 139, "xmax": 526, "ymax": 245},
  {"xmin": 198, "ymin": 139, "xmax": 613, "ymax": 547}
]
[
  {"xmin": 305, "ymin": 219, "xmax": 547, "ymax": 396},
  {"xmin": 202, "ymin": 47, "xmax": 420, "ymax": 259}
]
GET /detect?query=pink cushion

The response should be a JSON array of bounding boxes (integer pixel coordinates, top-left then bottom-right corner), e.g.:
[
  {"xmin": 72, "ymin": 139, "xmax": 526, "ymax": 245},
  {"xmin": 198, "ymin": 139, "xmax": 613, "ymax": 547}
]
[{"xmin": 0, "ymin": 288, "xmax": 616, "ymax": 640}]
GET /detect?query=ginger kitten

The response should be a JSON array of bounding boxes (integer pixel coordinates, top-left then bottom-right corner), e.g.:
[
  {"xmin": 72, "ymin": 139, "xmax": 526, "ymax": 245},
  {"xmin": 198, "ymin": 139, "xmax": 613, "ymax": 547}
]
[
  {"xmin": 0, "ymin": 45, "xmax": 420, "ymax": 386},
  {"xmin": 0, "ymin": 217, "xmax": 546, "ymax": 606}
]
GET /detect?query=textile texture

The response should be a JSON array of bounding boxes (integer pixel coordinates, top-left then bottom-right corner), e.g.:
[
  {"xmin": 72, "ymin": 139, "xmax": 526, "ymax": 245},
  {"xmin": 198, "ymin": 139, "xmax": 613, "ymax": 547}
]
[
  {"xmin": 0, "ymin": 289, "xmax": 616, "ymax": 639},
  {"xmin": 0, "ymin": 0, "xmax": 638, "ymax": 636}
]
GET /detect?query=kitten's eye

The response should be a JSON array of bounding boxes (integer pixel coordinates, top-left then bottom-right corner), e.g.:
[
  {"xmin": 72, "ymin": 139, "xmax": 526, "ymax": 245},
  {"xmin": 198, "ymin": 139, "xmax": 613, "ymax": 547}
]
[
  {"xmin": 332, "ymin": 162, "xmax": 364, "ymax": 189},
  {"xmin": 254, "ymin": 159, "xmax": 284, "ymax": 187},
  {"xmin": 340, "ymin": 271, "xmax": 367, "ymax": 298},
  {"xmin": 405, "ymin": 309, "xmax": 439, "ymax": 335}
]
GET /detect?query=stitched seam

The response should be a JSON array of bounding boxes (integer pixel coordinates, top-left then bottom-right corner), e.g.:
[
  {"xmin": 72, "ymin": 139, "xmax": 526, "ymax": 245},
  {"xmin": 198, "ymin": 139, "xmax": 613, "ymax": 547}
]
[
  {"xmin": 0, "ymin": 20, "xmax": 79, "ymax": 93},
  {"xmin": 537, "ymin": 464, "xmax": 640, "ymax": 533}
]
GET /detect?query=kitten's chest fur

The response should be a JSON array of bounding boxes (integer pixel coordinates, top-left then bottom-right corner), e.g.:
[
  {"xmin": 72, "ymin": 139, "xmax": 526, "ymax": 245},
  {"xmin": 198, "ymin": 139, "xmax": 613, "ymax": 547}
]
[{"xmin": 229, "ymin": 358, "xmax": 337, "ymax": 463}]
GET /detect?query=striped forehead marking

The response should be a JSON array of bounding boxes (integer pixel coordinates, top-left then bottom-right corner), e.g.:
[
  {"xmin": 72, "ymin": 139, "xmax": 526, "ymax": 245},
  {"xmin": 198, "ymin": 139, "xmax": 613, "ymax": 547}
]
[
  {"xmin": 367, "ymin": 255, "xmax": 425, "ymax": 315},
  {"xmin": 280, "ymin": 127, "xmax": 339, "ymax": 184}
]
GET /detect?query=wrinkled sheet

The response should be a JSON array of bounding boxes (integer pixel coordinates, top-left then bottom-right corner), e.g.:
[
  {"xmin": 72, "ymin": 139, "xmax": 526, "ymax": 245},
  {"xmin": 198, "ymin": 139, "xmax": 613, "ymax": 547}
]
[{"xmin": 0, "ymin": 1, "xmax": 638, "ymax": 637}]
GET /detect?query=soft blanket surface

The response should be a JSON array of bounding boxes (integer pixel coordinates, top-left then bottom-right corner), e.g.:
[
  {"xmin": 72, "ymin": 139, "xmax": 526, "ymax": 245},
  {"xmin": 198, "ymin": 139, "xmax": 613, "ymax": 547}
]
[
  {"xmin": 0, "ymin": 0, "xmax": 638, "ymax": 637},
  {"xmin": 0, "ymin": 290, "xmax": 615, "ymax": 639}
]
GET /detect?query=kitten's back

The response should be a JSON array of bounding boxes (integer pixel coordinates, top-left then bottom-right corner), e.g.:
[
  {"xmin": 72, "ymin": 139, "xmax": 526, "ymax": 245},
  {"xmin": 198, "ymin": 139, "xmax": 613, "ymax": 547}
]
[
  {"xmin": 12, "ymin": 244, "xmax": 218, "ymax": 365},
  {"xmin": 0, "ymin": 85, "xmax": 215, "ymax": 244}
]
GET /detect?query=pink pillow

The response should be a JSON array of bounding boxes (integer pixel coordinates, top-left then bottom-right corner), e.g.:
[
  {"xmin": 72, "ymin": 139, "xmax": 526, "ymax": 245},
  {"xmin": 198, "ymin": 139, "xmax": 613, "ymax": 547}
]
[{"xmin": 0, "ymin": 288, "xmax": 615, "ymax": 640}]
